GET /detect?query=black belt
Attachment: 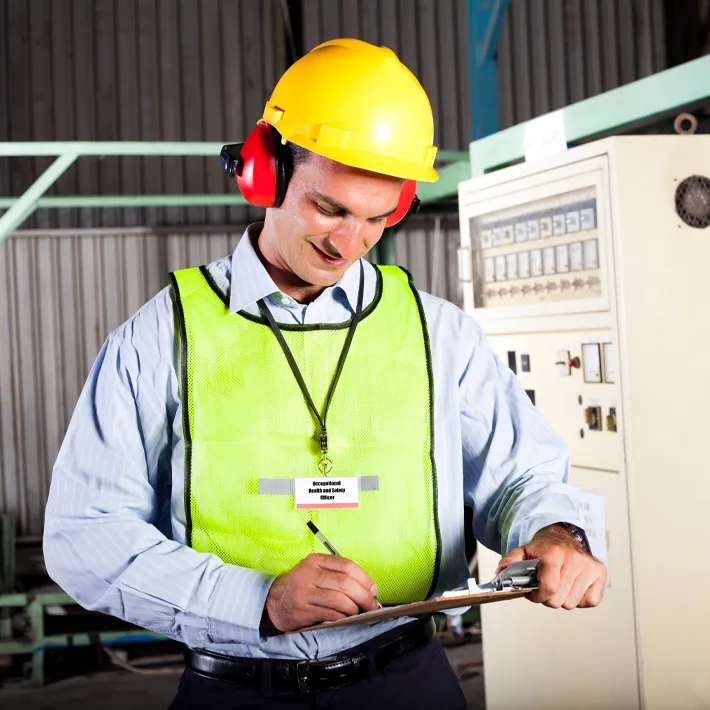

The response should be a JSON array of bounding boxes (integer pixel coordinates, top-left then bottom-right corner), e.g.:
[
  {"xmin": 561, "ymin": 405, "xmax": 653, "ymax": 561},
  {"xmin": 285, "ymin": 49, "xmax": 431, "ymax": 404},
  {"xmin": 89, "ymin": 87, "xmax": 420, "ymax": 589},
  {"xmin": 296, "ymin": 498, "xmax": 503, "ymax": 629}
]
[{"xmin": 185, "ymin": 616, "xmax": 436, "ymax": 694}]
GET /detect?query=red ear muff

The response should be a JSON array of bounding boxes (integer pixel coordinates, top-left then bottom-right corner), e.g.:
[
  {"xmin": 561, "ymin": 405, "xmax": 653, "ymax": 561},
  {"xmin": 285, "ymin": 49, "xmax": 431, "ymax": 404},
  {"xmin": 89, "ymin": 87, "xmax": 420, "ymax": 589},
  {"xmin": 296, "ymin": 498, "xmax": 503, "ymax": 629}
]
[
  {"xmin": 386, "ymin": 179, "xmax": 419, "ymax": 227},
  {"xmin": 232, "ymin": 123, "xmax": 290, "ymax": 209}
]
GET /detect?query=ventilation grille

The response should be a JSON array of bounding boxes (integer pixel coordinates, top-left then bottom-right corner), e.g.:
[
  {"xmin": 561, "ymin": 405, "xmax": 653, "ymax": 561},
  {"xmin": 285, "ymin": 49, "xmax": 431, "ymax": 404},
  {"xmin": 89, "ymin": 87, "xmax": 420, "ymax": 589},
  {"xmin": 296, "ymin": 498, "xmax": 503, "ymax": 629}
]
[{"xmin": 675, "ymin": 176, "xmax": 710, "ymax": 229}]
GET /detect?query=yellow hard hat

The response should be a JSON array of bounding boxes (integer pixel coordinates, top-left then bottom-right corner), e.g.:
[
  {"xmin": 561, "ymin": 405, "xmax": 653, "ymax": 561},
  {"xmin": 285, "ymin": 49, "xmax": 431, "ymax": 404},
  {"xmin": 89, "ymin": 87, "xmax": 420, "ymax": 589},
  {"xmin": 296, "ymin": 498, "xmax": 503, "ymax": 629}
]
[{"xmin": 260, "ymin": 38, "xmax": 439, "ymax": 183}]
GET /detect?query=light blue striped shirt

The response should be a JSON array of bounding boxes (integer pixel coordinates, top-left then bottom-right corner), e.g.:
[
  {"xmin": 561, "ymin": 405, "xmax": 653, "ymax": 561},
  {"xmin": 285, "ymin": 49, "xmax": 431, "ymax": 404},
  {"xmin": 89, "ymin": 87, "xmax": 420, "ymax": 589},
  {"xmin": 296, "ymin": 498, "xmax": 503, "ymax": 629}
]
[{"xmin": 43, "ymin": 223, "xmax": 585, "ymax": 660}]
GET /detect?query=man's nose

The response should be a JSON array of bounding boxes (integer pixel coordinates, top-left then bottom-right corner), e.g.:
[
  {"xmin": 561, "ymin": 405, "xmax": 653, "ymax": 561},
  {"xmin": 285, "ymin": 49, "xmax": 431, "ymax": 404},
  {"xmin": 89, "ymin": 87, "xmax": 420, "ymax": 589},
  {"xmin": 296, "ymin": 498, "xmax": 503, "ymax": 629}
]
[{"xmin": 328, "ymin": 220, "xmax": 364, "ymax": 260}]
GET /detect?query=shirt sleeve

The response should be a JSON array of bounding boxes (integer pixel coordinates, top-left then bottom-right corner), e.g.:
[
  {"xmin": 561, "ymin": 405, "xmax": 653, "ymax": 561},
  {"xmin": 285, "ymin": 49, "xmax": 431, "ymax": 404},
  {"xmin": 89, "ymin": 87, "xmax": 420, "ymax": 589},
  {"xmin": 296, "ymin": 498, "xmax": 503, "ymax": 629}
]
[
  {"xmin": 43, "ymin": 288, "xmax": 274, "ymax": 648},
  {"xmin": 458, "ymin": 317, "xmax": 586, "ymax": 555}
]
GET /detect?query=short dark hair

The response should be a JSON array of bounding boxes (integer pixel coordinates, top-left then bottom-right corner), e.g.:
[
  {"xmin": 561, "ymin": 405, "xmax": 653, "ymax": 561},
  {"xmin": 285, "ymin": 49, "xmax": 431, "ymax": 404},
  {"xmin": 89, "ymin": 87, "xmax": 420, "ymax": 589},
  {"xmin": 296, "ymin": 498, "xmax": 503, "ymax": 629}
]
[{"xmin": 287, "ymin": 141, "xmax": 312, "ymax": 172}]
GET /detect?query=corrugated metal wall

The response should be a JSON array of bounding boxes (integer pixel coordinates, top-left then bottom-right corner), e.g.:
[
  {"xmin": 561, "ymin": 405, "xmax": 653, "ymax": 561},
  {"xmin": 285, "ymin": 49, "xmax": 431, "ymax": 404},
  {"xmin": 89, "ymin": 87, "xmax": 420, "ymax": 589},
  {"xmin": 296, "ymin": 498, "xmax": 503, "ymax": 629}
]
[
  {"xmin": 0, "ymin": 228, "xmax": 244, "ymax": 535},
  {"xmin": 0, "ymin": 0, "xmax": 285, "ymax": 229},
  {"xmin": 497, "ymin": 0, "xmax": 667, "ymax": 128}
]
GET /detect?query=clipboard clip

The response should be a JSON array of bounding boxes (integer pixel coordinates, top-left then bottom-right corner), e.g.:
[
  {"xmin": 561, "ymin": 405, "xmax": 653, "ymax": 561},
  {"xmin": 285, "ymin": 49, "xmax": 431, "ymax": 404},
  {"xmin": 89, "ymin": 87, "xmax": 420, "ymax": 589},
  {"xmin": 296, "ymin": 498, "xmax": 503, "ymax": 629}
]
[{"xmin": 490, "ymin": 559, "xmax": 539, "ymax": 591}]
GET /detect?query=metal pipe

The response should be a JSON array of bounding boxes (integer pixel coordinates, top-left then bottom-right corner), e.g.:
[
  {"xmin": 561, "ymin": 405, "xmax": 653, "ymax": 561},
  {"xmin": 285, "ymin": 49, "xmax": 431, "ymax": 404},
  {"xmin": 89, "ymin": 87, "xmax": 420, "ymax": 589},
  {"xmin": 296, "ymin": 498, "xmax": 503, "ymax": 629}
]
[
  {"xmin": 0, "ymin": 194, "xmax": 248, "ymax": 209},
  {"xmin": 0, "ymin": 153, "xmax": 77, "ymax": 243},
  {"xmin": 0, "ymin": 141, "xmax": 226, "ymax": 156}
]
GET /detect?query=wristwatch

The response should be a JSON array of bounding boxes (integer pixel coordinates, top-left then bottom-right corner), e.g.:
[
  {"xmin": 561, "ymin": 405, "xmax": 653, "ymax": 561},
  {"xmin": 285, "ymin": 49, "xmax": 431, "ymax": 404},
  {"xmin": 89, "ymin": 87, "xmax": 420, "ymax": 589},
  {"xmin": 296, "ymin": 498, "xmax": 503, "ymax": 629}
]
[{"xmin": 555, "ymin": 522, "xmax": 592, "ymax": 555}]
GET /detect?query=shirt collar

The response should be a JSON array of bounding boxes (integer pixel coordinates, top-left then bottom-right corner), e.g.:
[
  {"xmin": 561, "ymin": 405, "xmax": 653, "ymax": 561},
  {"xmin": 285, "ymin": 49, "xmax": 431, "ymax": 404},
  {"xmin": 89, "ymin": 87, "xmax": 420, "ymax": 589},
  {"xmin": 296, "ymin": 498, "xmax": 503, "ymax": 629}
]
[{"xmin": 229, "ymin": 223, "xmax": 365, "ymax": 314}]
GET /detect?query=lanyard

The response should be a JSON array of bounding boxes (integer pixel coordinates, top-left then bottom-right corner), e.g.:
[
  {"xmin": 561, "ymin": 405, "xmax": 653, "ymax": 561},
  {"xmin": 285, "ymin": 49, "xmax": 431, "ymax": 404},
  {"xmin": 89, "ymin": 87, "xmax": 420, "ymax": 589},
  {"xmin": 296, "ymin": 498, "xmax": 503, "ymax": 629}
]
[{"xmin": 256, "ymin": 261, "xmax": 365, "ymax": 475}]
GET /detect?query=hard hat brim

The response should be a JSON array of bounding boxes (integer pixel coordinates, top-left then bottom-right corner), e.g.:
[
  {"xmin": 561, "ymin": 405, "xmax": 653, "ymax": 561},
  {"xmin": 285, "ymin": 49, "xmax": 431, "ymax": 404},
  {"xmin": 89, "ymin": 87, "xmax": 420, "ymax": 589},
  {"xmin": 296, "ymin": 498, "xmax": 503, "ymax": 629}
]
[{"xmin": 288, "ymin": 135, "xmax": 439, "ymax": 183}]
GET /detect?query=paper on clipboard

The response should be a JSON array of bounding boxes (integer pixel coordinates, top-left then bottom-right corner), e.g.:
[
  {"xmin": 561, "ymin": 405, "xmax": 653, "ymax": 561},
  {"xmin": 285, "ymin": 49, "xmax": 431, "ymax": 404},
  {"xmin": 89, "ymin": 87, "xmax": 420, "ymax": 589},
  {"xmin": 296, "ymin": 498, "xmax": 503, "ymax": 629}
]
[{"xmin": 291, "ymin": 560, "xmax": 539, "ymax": 633}]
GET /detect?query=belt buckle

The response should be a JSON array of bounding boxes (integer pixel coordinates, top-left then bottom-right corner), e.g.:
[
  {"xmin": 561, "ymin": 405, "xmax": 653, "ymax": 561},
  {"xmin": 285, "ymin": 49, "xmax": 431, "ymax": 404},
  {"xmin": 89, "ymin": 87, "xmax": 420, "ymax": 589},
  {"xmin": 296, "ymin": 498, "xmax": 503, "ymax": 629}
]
[{"xmin": 296, "ymin": 660, "xmax": 310, "ymax": 693}]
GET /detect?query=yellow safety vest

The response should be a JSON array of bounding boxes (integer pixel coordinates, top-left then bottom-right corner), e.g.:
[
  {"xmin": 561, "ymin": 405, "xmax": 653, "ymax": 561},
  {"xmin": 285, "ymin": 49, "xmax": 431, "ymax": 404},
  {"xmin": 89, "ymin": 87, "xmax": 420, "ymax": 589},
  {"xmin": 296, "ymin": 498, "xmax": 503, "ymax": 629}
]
[{"xmin": 169, "ymin": 264, "xmax": 441, "ymax": 603}]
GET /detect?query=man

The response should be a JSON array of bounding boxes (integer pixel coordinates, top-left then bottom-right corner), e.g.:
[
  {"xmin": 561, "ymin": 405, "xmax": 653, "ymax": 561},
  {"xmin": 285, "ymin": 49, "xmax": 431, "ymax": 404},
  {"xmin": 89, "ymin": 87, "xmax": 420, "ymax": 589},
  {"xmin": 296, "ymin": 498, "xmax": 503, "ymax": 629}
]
[{"xmin": 44, "ymin": 38, "xmax": 606, "ymax": 709}]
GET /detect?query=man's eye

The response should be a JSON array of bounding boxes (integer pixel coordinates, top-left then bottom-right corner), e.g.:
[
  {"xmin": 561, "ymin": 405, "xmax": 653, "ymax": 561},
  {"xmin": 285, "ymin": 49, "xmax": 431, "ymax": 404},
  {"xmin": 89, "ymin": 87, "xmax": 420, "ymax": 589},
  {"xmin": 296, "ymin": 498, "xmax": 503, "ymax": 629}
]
[{"xmin": 317, "ymin": 205, "xmax": 339, "ymax": 217}]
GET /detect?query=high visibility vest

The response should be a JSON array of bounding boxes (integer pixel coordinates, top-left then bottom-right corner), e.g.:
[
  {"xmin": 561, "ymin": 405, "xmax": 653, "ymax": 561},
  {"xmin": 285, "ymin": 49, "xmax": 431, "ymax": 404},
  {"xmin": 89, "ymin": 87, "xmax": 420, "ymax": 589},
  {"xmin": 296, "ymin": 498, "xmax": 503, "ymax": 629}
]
[{"xmin": 170, "ymin": 264, "xmax": 441, "ymax": 603}]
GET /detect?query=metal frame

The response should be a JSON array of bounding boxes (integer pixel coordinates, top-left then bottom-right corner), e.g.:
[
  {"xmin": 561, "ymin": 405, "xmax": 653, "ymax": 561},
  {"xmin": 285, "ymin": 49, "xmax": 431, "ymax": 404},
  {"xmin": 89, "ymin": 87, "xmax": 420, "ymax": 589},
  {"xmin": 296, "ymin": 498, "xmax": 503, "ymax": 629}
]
[
  {"xmin": 469, "ymin": 54, "xmax": 710, "ymax": 177},
  {"xmin": 0, "ymin": 591, "xmax": 162, "ymax": 686}
]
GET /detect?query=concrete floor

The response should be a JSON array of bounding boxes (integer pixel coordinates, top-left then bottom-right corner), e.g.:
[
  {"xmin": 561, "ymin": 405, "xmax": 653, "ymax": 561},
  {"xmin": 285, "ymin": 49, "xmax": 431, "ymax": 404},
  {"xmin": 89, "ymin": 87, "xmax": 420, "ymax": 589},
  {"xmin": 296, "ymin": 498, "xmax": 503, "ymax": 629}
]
[{"xmin": 0, "ymin": 640, "xmax": 485, "ymax": 710}]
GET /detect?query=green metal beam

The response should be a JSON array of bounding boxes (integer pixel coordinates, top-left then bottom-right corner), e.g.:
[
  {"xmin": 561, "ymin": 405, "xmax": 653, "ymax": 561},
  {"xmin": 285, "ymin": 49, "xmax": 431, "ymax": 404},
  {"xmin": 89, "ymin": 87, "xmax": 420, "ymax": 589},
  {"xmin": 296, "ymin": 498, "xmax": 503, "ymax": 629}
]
[
  {"xmin": 417, "ymin": 161, "xmax": 471, "ymax": 204},
  {"xmin": 435, "ymin": 150, "xmax": 470, "ymax": 163},
  {"xmin": 0, "ymin": 194, "xmax": 248, "ymax": 209},
  {"xmin": 0, "ymin": 153, "xmax": 77, "ymax": 243},
  {"xmin": 0, "ymin": 593, "xmax": 27, "ymax": 608},
  {"xmin": 0, "ymin": 143, "xmax": 472, "ymax": 162},
  {"xmin": 469, "ymin": 54, "xmax": 710, "ymax": 177},
  {"xmin": 0, "ymin": 142, "xmax": 227, "ymax": 156}
]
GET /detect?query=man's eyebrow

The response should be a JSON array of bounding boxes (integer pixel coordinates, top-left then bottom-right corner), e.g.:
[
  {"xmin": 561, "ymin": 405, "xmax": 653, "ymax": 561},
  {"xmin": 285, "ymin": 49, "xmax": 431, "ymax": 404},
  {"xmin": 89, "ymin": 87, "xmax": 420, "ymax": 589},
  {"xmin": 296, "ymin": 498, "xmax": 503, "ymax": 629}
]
[{"xmin": 311, "ymin": 190, "xmax": 398, "ymax": 220}]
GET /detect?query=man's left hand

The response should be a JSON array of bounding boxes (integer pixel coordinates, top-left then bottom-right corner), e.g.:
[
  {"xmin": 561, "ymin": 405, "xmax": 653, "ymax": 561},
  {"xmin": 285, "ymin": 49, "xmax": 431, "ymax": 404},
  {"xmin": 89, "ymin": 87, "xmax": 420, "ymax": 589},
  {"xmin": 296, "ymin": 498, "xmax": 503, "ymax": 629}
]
[{"xmin": 495, "ymin": 524, "xmax": 607, "ymax": 610}]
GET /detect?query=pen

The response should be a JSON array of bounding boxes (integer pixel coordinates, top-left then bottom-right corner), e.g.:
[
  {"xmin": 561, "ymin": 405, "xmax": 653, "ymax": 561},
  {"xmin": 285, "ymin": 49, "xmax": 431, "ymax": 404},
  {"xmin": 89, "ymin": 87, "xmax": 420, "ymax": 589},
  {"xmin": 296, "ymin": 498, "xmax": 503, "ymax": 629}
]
[{"xmin": 306, "ymin": 521, "xmax": 383, "ymax": 609}]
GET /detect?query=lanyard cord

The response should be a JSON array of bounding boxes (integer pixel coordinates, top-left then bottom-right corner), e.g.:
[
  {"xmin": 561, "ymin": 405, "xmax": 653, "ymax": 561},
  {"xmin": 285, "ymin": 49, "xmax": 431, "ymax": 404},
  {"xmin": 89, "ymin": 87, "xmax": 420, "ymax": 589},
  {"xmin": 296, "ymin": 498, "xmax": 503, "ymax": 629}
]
[{"xmin": 256, "ymin": 260, "xmax": 365, "ymax": 473}]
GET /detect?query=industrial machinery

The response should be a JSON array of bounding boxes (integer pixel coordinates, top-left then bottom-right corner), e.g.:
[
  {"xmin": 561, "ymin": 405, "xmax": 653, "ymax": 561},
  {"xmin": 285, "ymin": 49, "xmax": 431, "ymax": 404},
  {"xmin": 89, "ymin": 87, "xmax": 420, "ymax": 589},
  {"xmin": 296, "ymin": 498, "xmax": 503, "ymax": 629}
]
[{"xmin": 458, "ymin": 135, "xmax": 710, "ymax": 710}]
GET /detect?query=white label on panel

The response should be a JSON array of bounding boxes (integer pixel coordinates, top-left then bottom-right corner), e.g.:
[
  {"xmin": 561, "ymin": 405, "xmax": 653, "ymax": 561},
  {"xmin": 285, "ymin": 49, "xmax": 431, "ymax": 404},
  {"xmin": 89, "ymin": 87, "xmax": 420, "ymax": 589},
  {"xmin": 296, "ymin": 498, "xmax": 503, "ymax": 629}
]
[
  {"xmin": 526, "ymin": 219, "xmax": 540, "ymax": 241},
  {"xmin": 492, "ymin": 227, "xmax": 504, "ymax": 247},
  {"xmin": 603, "ymin": 342, "xmax": 616, "ymax": 383},
  {"xmin": 506, "ymin": 253, "xmax": 519, "ymax": 279},
  {"xmin": 480, "ymin": 229, "xmax": 492, "ymax": 249},
  {"xmin": 569, "ymin": 242, "xmax": 584, "ymax": 271},
  {"xmin": 566, "ymin": 209, "xmax": 581, "ymax": 233},
  {"xmin": 552, "ymin": 214, "xmax": 566, "ymax": 236},
  {"xmin": 523, "ymin": 109, "xmax": 567, "ymax": 163},
  {"xmin": 494, "ymin": 255, "xmax": 507, "ymax": 281},
  {"xmin": 530, "ymin": 249, "xmax": 543, "ymax": 277},
  {"xmin": 539, "ymin": 216, "xmax": 553, "ymax": 239},
  {"xmin": 584, "ymin": 239, "xmax": 599, "ymax": 269},
  {"xmin": 555, "ymin": 244, "xmax": 570, "ymax": 273},
  {"xmin": 514, "ymin": 222, "xmax": 527, "ymax": 243},
  {"xmin": 577, "ymin": 491, "xmax": 608, "ymax": 565},
  {"xmin": 543, "ymin": 247, "xmax": 556, "ymax": 275},
  {"xmin": 518, "ymin": 251, "xmax": 531, "ymax": 278},
  {"xmin": 580, "ymin": 206, "xmax": 597, "ymax": 230},
  {"xmin": 582, "ymin": 343, "xmax": 602, "ymax": 383},
  {"xmin": 484, "ymin": 258, "xmax": 495, "ymax": 284},
  {"xmin": 501, "ymin": 225, "xmax": 514, "ymax": 246}
]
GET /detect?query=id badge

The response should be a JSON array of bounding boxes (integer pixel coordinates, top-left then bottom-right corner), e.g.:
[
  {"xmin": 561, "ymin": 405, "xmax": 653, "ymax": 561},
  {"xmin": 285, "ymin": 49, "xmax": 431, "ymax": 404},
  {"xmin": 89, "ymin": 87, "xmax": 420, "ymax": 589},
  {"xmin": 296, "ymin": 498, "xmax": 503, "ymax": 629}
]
[{"xmin": 294, "ymin": 477, "xmax": 359, "ymax": 510}]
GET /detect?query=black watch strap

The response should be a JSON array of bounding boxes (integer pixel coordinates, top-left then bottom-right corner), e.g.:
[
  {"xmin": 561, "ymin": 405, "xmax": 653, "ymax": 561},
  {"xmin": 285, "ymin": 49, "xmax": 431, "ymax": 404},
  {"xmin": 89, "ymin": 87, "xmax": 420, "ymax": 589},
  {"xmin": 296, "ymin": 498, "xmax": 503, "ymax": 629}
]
[{"xmin": 556, "ymin": 522, "xmax": 592, "ymax": 555}]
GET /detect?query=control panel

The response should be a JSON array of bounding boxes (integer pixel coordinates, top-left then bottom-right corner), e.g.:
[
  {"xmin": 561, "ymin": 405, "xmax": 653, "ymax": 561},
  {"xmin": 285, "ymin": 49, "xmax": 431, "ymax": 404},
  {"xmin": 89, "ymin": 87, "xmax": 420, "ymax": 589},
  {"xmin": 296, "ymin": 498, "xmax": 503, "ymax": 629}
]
[
  {"xmin": 457, "ymin": 136, "xmax": 710, "ymax": 710},
  {"xmin": 470, "ymin": 187, "xmax": 601, "ymax": 308},
  {"xmin": 492, "ymin": 333, "xmax": 622, "ymax": 474}
]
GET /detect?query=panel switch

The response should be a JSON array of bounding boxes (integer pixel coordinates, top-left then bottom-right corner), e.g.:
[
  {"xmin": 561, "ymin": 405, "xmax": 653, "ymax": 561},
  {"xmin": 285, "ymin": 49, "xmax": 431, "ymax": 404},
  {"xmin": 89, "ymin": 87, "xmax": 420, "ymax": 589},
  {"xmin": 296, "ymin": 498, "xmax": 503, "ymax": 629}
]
[
  {"xmin": 585, "ymin": 406, "xmax": 602, "ymax": 431},
  {"xmin": 507, "ymin": 351, "xmax": 517, "ymax": 374},
  {"xmin": 556, "ymin": 350, "xmax": 580, "ymax": 376},
  {"xmin": 606, "ymin": 407, "xmax": 618, "ymax": 432},
  {"xmin": 521, "ymin": 353, "xmax": 531, "ymax": 372}
]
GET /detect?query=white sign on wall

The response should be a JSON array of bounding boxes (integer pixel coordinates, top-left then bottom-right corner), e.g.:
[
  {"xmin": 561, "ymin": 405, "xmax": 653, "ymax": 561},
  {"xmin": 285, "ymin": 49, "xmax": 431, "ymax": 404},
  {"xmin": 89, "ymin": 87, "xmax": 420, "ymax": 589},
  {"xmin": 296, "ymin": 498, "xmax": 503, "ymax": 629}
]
[{"xmin": 524, "ymin": 110, "xmax": 567, "ymax": 163}]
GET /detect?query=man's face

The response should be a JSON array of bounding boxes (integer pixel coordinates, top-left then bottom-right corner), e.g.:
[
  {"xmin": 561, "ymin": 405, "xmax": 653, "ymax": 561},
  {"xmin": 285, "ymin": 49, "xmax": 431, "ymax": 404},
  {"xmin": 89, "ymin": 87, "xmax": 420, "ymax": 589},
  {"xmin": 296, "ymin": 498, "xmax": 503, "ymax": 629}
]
[{"xmin": 261, "ymin": 153, "xmax": 403, "ymax": 288}]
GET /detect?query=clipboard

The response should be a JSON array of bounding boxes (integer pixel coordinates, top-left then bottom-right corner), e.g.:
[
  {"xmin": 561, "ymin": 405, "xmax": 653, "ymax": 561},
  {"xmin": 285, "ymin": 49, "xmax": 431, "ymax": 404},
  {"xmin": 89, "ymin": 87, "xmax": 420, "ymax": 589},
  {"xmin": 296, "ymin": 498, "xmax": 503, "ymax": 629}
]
[{"xmin": 292, "ymin": 559, "xmax": 539, "ymax": 633}]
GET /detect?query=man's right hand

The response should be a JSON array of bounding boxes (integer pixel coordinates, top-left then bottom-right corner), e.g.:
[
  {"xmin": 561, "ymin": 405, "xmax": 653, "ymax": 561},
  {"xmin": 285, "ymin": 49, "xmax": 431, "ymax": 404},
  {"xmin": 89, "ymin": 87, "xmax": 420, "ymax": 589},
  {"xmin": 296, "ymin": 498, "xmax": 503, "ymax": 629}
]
[{"xmin": 264, "ymin": 553, "xmax": 380, "ymax": 633}]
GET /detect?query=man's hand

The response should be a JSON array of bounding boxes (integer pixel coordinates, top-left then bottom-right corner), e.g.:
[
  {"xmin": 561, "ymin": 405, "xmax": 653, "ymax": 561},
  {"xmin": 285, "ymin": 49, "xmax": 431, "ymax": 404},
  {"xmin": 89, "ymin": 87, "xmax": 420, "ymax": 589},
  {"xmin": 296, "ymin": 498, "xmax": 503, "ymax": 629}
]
[
  {"xmin": 495, "ymin": 524, "xmax": 607, "ymax": 610},
  {"xmin": 264, "ymin": 553, "xmax": 380, "ymax": 633}
]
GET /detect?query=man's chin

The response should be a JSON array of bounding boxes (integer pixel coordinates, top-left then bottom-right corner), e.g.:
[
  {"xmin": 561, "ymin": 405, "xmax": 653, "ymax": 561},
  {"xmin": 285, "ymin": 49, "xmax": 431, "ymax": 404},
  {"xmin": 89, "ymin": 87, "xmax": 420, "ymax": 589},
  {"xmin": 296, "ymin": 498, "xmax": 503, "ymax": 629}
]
[{"xmin": 301, "ymin": 261, "xmax": 350, "ymax": 289}]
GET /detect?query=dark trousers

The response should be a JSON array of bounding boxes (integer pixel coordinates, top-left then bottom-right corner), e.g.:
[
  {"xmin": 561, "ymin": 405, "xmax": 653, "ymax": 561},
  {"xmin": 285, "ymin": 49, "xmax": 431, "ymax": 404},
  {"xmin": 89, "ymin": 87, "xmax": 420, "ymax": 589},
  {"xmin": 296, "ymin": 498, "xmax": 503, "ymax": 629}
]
[{"xmin": 168, "ymin": 638, "xmax": 467, "ymax": 709}]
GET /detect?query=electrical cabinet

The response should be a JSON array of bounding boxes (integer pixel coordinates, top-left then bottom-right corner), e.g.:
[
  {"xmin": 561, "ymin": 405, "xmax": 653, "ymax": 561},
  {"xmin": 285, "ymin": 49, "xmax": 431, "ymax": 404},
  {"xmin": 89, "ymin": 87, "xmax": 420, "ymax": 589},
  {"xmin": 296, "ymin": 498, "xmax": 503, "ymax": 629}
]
[{"xmin": 458, "ymin": 136, "xmax": 710, "ymax": 710}]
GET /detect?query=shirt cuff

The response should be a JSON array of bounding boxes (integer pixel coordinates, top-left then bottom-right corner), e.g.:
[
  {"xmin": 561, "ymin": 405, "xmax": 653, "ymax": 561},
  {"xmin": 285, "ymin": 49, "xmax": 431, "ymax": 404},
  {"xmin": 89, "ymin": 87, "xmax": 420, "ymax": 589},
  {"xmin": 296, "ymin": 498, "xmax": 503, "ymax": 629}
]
[
  {"xmin": 511, "ymin": 510, "xmax": 586, "ymax": 553},
  {"xmin": 207, "ymin": 564, "xmax": 275, "ymax": 646}
]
